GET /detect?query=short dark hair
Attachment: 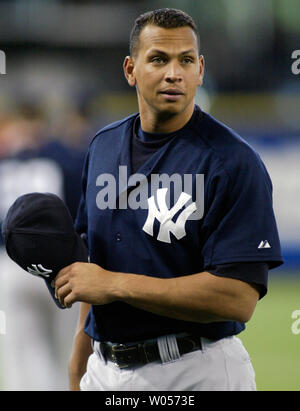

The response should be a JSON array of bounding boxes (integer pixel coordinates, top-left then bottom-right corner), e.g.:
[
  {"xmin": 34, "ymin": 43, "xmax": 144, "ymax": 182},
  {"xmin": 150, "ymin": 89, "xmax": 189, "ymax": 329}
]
[{"xmin": 130, "ymin": 8, "xmax": 200, "ymax": 57}]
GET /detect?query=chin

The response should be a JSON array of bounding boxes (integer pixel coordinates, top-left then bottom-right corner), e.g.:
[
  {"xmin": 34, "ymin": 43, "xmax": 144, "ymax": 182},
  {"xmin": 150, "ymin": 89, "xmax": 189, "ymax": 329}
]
[{"xmin": 157, "ymin": 102, "xmax": 184, "ymax": 116}]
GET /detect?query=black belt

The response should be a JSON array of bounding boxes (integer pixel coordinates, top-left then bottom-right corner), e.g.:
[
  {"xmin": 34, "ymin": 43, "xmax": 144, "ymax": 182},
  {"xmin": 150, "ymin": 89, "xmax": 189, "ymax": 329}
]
[{"xmin": 97, "ymin": 334, "xmax": 202, "ymax": 369}]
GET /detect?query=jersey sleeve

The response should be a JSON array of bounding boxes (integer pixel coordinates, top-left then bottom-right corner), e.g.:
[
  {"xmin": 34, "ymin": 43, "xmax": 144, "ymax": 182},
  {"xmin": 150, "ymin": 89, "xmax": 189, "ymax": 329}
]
[
  {"xmin": 201, "ymin": 147, "xmax": 283, "ymax": 278},
  {"xmin": 207, "ymin": 262, "xmax": 269, "ymax": 298}
]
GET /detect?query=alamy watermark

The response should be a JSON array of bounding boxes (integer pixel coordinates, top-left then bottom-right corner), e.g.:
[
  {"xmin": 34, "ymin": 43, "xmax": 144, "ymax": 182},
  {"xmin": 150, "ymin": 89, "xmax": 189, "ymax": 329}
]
[
  {"xmin": 95, "ymin": 167, "xmax": 204, "ymax": 243},
  {"xmin": 291, "ymin": 50, "xmax": 300, "ymax": 75},
  {"xmin": 0, "ymin": 310, "xmax": 6, "ymax": 335},
  {"xmin": 291, "ymin": 310, "xmax": 300, "ymax": 335},
  {"xmin": 95, "ymin": 167, "xmax": 204, "ymax": 219},
  {"xmin": 0, "ymin": 50, "xmax": 6, "ymax": 75}
]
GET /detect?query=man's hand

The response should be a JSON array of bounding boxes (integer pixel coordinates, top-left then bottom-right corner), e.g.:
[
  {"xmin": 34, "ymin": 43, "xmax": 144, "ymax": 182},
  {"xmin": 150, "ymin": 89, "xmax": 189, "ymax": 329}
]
[{"xmin": 54, "ymin": 263, "xmax": 119, "ymax": 308}]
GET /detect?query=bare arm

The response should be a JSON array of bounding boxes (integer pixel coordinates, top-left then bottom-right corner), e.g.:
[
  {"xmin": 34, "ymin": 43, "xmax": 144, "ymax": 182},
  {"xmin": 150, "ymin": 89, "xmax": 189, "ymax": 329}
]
[
  {"xmin": 116, "ymin": 271, "xmax": 260, "ymax": 323},
  {"xmin": 55, "ymin": 263, "xmax": 260, "ymax": 324},
  {"xmin": 68, "ymin": 302, "xmax": 93, "ymax": 391}
]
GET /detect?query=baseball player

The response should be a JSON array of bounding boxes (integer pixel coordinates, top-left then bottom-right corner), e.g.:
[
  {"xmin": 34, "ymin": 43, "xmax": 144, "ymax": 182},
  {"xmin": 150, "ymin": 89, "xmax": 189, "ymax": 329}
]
[{"xmin": 54, "ymin": 8, "xmax": 283, "ymax": 391}]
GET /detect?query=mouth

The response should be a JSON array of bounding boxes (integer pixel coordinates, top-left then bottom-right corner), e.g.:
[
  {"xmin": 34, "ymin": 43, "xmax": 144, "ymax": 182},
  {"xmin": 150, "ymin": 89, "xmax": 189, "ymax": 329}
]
[
  {"xmin": 159, "ymin": 89, "xmax": 184, "ymax": 96},
  {"xmin": 159, "ymin": 89, "xmax": 184, "ymax": 101}
]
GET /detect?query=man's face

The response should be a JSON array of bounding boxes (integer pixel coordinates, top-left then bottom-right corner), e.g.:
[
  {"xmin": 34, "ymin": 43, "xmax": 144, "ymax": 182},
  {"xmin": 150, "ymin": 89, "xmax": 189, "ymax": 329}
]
[{"xmin": 124, "ymin": 25, "xmax": 204, "ymax": 120}]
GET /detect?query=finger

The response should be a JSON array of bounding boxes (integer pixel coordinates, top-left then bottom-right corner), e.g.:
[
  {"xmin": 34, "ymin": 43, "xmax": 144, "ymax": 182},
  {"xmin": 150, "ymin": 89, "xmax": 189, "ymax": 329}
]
[
  {"xmin": 55, "ymin": 263, "xmax": 74, "ymax": 283},
  {"xmin": 56, "ymin": 282, "xmax": 72, "ymax": 305},
  {"xmin": 54, "ymin": 272, "xmax": 70, "ymax": 289},
  {"xmin": 64, "ymin": 292, "xmax": 77, "ymax": 308}
]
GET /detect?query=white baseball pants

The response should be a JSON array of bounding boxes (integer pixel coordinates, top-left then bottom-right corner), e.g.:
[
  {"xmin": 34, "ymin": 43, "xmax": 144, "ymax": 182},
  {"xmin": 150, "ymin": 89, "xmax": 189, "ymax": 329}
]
[{"xmin": 80, "ymin": 335, "xmax": 256, "ymax": 391}]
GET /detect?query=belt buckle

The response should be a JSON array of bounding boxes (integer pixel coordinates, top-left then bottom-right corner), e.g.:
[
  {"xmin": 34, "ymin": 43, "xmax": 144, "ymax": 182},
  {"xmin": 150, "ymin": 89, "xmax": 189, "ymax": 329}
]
[{"xmin": 111, "ymin": 344, "xmax": 136, "ymax": 369}]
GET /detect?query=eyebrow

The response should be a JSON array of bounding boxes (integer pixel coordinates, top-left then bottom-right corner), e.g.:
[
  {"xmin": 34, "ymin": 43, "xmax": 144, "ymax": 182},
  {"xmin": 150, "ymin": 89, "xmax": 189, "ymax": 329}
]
[{"xmin": 148, "ymin": 49, "xmax": 196, "ymax": 56}]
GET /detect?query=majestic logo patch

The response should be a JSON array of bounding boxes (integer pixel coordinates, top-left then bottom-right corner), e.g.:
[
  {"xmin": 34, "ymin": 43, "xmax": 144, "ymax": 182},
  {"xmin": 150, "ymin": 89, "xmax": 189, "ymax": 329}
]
[
  {"xmin": 27, "ymin": 264, "xmax": 53, "ymax": 279},
  {"xmin": 258, "ymin": 240, "xmax": 271, "ymax": 249},
  {"xmin": 143, "ymin": 188, "xmax": 197, "ymax": 243}
]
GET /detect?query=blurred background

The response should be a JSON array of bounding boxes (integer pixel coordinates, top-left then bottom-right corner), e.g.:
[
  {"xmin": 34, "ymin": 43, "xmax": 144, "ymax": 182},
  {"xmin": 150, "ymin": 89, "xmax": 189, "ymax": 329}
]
[{"xmin": 0, "ymin": 0, "xmax": 299, "ymax": 391}]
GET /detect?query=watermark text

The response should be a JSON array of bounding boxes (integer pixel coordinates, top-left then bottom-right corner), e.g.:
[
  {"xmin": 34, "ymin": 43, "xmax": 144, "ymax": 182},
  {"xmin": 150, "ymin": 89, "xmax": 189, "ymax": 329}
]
[
  {"xmin": 95, "ymin": 166, "xmax": 204, "ymax": 221},
  {"xmin": 291, "ymin": 50, "xmax": 300, "ymax": 75},
  {"xmin": 291, "ymin": 310, "xmax": 300, "ymax": 335},
  {"xmin": 0, "ymin": 50, "xmax": 6, "ymax": 75},
  {"xmin": 95, "ymin": 168, "xmax": 205, "ymax": 243},
  {"xmin": 0, "ymin": 310, "xmax": 6, "ymax": 335}
]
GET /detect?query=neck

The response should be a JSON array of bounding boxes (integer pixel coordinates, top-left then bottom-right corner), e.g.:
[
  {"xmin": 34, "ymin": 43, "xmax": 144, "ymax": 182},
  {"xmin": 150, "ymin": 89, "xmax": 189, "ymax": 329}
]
[{"xmin": 139, "ymin": 103, "xmax": 195, "ymax": 134}]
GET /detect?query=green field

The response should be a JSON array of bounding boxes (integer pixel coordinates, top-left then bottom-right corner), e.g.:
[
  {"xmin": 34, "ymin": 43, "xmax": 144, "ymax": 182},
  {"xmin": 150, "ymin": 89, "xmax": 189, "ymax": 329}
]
[{"xmin": 239, "ymin": 272, "xmax": 300, "ymax": 391}]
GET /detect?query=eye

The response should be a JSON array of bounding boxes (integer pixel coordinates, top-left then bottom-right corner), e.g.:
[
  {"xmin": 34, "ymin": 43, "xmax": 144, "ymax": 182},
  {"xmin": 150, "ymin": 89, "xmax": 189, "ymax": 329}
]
[
  {"xmin": 150, "ymin": 56, "xmax": 166, "ymax": 64},
  {"xmin": 182, "ymin": 56, "xmax": 194, "ymax": 64}
]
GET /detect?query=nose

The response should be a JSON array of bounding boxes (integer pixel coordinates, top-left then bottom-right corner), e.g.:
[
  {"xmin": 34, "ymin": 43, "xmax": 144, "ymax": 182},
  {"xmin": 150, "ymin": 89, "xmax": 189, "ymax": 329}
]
[{"xmin": 164, "ymin": 61, "xmax": 183, "ymax": 83}]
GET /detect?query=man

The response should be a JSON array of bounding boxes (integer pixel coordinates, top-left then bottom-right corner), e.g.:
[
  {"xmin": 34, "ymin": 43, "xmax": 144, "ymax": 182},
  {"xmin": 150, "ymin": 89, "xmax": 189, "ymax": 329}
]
[{"xmin": 54, "ymin": 8, "xmax": 283, "ymax": 391}]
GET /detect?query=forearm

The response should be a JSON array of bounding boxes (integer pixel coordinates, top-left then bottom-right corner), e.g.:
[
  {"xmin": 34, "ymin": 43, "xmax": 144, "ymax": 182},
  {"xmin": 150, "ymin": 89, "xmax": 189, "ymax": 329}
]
[
  {"xmin": 69, "ymin": 302, "xmax": 93, "ymax": 391},
  {"xmin": 54, "ymin": 263, "xmax": 259, "ymax": 325},
  {"xmin": 115, "ymin": 271, "xmax": 258, "ymax": 324}
]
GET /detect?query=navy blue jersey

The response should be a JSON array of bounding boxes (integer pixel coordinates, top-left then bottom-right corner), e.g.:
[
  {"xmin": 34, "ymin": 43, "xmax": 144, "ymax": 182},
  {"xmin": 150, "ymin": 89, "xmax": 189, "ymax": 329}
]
[{"xmin": 75, "ymin": 105, "xmax": 283, "ymax": 343}]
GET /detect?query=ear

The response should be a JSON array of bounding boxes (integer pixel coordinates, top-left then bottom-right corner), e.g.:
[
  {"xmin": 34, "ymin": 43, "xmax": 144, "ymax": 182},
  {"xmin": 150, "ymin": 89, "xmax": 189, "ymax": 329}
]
[
  {"xmin": 197, "ymin": 55, "xmax": 205, "ymax": 87},
  {"xmin": 123, "ymin": 56, "xmax": 136, "ymax": 87}
]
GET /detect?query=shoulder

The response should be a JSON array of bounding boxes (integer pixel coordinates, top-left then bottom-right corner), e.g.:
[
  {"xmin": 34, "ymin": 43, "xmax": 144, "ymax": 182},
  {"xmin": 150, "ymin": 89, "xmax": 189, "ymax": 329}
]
[
  {"xmin": 89, "ymin": 113, "xmax": 138, "ymax": 148},
  {"xmin": 198, "ymin": 111, "xmax": 269, "ymax": 181}
]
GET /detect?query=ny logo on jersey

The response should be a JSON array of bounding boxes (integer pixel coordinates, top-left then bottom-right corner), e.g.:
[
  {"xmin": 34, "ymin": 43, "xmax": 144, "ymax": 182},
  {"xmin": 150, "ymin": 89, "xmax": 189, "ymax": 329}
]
[
  {"xmin": 27, "ymin": 264, "xmax": 53, "ymax": 279},
  {"xmin": 142, "ymin": 188, "xmax": 197, "ymax": 243}
]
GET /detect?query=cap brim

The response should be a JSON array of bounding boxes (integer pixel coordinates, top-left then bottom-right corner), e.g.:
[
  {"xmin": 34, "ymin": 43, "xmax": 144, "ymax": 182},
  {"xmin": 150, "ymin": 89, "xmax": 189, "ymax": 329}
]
[{"xmin": 44, "ymin": 279, "xmax": 66, "ymax": 309}]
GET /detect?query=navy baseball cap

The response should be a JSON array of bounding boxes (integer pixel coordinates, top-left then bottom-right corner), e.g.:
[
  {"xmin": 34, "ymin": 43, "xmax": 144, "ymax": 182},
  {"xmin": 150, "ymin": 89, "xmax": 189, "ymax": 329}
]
[{"xmin": 1, "ymin": 192, "xmax": 88, "ymax": 309}]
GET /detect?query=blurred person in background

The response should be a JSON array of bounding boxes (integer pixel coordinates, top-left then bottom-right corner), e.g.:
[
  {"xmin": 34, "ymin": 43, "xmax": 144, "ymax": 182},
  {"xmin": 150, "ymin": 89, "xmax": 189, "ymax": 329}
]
[{"xmin": 0, "ymin": 104, "xmax": 87, "ymax": 390}]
